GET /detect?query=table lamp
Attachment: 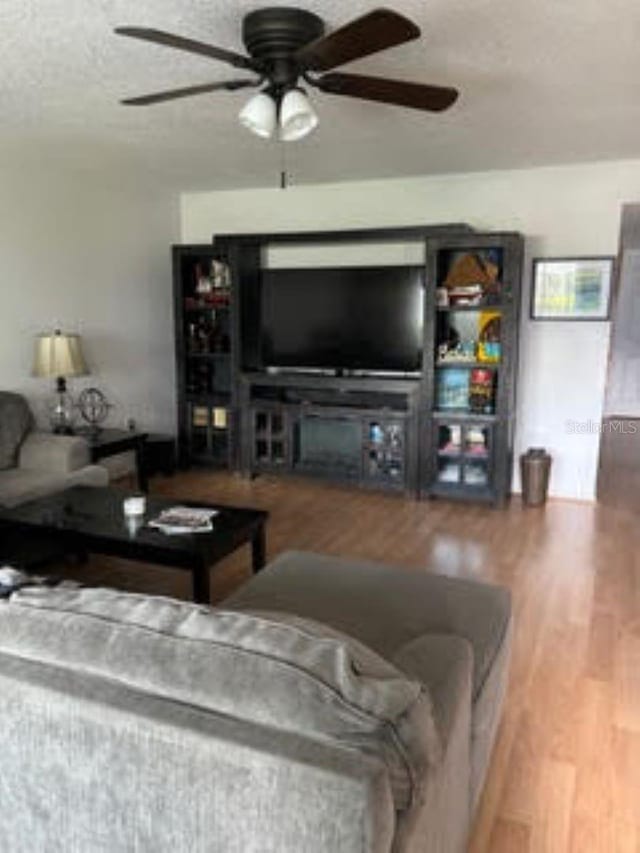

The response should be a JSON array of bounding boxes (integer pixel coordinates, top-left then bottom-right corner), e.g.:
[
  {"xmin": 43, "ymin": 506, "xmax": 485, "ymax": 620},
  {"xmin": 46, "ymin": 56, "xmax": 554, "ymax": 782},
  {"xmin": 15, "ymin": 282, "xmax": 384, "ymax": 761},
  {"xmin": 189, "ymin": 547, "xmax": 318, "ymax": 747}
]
[{"xmin": 32, "ymin": 330, "xmax": 89, "ymax": 433}]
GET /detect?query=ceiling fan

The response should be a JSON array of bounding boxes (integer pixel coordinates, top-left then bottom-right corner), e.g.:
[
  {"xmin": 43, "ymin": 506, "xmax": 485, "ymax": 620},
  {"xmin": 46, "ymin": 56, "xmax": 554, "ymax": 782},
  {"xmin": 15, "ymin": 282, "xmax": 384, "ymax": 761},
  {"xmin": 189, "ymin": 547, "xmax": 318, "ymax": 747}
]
[{"xmin": 115, "ymin": 7, "xmax": 459, "ymax": 142}]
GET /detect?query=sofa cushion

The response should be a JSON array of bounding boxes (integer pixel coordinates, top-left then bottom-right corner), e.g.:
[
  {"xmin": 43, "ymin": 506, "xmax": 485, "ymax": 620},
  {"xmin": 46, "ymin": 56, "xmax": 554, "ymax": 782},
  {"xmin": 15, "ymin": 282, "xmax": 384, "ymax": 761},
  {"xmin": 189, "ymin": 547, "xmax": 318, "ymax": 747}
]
[
  {"xmin": 0, "ymin": 393, "xmax": 33, "ymax": 470},
  {"xmin": 225, "ymin": 550, "xmax": 511, "ymax": 701},
  {"xmin": 0, "ymin": 586, "xmax": 442, "ymax": 811},
  {"xmin": 18, "ymin": 432, "xmax": 90, "ymax": 474},
  {"xmin": 0, "ymin": 465, "xmax": 108, "ymax": 509},
  {"xmin": 0, "ymin": 469, "xmax": 66, "ymax": 507}
]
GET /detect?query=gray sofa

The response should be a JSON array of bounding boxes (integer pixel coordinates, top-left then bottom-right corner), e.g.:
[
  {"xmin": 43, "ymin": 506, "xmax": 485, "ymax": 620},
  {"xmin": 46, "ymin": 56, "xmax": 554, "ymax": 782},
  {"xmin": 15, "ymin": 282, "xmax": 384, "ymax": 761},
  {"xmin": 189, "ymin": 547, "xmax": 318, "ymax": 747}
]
[
  {"xmin": 0, "ymin": 550, "xmax": 511, "ymax": 853},
  {"xmin": 0, "ymin": 392, "xmax": 107, "ymax": 508}
]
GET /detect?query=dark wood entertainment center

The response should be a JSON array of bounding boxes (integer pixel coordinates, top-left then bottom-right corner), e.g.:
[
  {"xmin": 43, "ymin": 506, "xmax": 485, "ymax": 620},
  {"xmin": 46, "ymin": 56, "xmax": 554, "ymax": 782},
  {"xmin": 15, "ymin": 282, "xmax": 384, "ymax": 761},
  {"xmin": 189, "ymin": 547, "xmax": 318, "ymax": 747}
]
[{"xmin": 173, "ymin": 225, "xmax": 523, "ymax": 506}]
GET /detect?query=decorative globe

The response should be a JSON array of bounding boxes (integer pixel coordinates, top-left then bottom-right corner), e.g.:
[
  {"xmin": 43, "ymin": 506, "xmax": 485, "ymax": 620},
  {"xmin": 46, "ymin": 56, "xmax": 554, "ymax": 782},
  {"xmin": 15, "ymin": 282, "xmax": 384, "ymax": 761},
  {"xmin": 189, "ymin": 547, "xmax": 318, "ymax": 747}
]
[{"xmin": 78, "ymin": 387, "xmax": 110, "ymax": 435}]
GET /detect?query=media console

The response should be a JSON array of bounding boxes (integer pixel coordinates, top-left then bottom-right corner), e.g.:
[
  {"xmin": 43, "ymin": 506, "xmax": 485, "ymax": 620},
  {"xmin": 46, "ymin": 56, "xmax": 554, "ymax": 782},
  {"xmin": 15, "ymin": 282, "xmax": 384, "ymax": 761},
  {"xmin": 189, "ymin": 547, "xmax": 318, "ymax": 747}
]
[
  {"xmin": 173, "ymin": 225, "xmax": 523, "ymax": 505},
  {"xmin": 239, "ymin": 373, "xmax": 421, "ymax": 494}
]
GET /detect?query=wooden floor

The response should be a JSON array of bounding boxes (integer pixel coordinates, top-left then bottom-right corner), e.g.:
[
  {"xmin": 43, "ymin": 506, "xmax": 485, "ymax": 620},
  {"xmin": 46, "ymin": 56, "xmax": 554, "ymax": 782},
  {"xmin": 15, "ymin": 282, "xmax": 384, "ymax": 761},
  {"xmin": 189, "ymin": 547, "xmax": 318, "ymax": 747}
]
[{"xmin": 60, "ymin": 471, "xmax": 640, "ymax": 852}]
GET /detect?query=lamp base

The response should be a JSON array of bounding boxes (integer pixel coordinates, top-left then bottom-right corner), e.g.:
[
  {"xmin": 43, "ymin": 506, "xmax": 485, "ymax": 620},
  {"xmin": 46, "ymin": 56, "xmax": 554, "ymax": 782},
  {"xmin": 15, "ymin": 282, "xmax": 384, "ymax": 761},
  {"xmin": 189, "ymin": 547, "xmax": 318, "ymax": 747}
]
[{"xmin": 48, "ymin": 376, "xmax": 75, "ymax": 434}]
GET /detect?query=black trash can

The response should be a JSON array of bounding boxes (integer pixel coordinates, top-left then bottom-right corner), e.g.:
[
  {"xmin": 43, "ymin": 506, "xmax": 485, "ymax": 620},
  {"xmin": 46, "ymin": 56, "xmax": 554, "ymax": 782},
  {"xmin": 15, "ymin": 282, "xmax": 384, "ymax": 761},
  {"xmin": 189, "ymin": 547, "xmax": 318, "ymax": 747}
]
[{"xmin": 520, "ymin": 447, "xmax": 552, "ymax": 506}]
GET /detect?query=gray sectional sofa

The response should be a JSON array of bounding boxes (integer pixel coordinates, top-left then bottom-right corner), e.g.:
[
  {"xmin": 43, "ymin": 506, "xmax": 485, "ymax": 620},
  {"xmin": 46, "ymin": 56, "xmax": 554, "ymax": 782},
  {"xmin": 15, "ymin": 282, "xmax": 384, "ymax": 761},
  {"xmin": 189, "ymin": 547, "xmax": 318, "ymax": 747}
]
[
  {"xmin": 0, "ymin": 550, "xmax": 512, "ymax": 852},
  {"xmin": 0, "ymin": 392, "xmax": 107, "ymax": 509}
]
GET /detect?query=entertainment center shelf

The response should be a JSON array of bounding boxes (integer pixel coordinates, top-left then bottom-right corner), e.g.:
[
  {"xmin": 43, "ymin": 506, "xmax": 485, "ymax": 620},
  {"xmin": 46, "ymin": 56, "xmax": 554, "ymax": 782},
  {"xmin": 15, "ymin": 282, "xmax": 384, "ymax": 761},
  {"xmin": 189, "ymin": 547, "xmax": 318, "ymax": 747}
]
[{"xmin": 172, "ymin": 225, "xmax": 523, "ymax": 505}]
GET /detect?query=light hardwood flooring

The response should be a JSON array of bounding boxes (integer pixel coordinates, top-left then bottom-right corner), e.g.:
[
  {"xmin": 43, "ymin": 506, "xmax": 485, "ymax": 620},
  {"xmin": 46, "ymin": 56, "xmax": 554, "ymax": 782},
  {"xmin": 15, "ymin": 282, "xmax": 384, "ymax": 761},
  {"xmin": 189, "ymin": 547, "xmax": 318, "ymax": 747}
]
[{"xmin": 57, "ymin": 471, "xmax": 640, "ymax": 852}]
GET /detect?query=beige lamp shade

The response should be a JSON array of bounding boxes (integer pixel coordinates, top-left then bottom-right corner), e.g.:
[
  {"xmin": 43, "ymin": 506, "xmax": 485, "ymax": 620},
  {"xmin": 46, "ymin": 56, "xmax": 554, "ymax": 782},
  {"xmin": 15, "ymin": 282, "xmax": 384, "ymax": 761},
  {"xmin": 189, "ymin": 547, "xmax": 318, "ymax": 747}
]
[{"xmin": 32, "ymin": 330, "xmax": 89, "ymax": 378}]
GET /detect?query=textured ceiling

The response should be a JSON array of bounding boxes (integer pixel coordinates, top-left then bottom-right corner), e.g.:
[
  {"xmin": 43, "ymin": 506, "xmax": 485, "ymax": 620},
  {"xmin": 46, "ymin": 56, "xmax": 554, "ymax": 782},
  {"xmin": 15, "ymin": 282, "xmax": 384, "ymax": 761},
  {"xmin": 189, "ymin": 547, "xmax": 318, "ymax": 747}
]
[{"xmin": 2, "ymin": 0, "xmax": 640, "ymax": 190}]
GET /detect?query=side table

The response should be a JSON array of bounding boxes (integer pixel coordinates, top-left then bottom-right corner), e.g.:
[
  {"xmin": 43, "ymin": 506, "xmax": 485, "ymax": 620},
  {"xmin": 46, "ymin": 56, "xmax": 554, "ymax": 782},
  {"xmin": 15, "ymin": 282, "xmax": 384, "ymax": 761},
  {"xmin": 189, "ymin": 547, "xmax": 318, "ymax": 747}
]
[
  {"xmin": 142, "ymin": 433, "xmax": 177, "ymax": 479},
  {"xmin": 83, "ymin": 429, "xmax": 149, "ymax": 492}
]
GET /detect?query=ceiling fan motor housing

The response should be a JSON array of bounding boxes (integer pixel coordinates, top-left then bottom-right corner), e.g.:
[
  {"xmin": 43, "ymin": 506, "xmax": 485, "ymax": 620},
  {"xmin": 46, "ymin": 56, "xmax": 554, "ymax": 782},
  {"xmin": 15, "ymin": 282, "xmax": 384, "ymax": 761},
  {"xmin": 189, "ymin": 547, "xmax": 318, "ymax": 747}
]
[{"xmin": 242, "ymin": 7, "xmax": 324, "ymax": 87}]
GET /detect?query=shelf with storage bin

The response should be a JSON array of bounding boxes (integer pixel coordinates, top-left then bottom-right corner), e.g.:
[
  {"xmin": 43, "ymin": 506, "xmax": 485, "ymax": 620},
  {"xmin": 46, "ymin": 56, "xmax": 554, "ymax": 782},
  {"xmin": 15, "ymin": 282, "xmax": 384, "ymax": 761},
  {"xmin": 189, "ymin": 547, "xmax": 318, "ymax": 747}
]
[{"xmin": 423, "ymin": 232, "xmax": 523, "ymax": 505}]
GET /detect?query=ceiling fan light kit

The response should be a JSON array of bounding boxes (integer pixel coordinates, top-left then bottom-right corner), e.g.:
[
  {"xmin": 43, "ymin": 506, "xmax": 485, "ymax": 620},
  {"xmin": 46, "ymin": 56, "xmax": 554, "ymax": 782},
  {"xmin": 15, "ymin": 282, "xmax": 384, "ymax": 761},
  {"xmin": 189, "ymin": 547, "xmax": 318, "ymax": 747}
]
[
  {"xmin": 238, "ymin": 91, "xmax": 278, "ymax": 138},
  {"xmin": 278, "ymin": 88, "xmax": 318, "ymax": 141},
  {"xmin": 238, "ymin": 86, "xmax": 318, "ymax": 141},
  {"xmin": 116, "ymin": 7, "xmax": 459, "ymax": 142}
]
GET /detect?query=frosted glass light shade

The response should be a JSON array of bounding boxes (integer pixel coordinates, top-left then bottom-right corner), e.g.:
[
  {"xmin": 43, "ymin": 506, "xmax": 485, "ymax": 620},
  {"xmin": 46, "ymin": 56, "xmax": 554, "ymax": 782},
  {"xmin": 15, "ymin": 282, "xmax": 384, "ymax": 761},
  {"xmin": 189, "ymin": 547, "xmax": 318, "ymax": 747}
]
[
  {"xmin": 279, "ymin": 88, "xmax": 318, "ymax": 142},
  {"xmin": 32, "ymin": 331, "xmax": 88, "ymax": 378},
  {"xmin": 238, "ymin": 92, "xmax": 277, "ymax": 139}
]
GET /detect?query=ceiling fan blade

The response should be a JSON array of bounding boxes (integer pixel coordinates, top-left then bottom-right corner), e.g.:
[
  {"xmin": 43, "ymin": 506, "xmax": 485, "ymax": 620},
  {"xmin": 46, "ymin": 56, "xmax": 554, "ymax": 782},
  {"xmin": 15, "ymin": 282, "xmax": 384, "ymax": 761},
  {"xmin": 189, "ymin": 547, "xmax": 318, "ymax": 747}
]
[
  {"xmin": 295, "ymin": 9, "xmax": 419, "ymax": 72},
  {"xmin": 315, "ymin": 72, "xmax": 459, "ymax": 112},
  {"xmin": 114, "ymin": 27, "xmax": 255, "ymax": 71},
  {"xmin": 120, "ymin": 79, "xmax": 260, "ymax": 106}
]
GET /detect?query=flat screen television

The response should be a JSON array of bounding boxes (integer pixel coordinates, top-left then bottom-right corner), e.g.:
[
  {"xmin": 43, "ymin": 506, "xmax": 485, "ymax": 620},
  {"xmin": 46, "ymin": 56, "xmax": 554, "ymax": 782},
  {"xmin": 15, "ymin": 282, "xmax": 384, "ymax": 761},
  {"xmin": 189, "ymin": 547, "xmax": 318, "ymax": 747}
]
[{"xmin": 260, "ymin": 265, "xmax": 424, "ymax": 373}]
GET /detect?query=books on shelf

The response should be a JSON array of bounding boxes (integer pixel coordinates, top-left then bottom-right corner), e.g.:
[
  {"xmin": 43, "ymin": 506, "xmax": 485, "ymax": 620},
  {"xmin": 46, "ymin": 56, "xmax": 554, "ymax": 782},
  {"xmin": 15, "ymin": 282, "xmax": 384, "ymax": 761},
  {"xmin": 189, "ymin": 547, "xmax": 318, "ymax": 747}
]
[
  {"xmin": 436, "ymin": 369, "xmax": 470, "ymax": 410},
  {"xmin": 435, "ymin": 366, "xmax": 496, "ymax": 414},
  {"xmin": 149, "ymin": 506, "xmax": 219, "ymax": 535}
]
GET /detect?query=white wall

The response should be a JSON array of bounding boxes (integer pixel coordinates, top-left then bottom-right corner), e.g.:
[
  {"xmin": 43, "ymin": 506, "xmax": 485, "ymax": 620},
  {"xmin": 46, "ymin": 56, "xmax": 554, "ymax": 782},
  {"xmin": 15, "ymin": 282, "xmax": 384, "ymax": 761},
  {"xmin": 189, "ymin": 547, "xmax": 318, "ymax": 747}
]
[
  {"xmin": 0, "ymin": 165, "xmax": 179, "ymax": 433},
  {"xmin": 181, "ymin": 159, "xmax": 640, "ymax": 501}
]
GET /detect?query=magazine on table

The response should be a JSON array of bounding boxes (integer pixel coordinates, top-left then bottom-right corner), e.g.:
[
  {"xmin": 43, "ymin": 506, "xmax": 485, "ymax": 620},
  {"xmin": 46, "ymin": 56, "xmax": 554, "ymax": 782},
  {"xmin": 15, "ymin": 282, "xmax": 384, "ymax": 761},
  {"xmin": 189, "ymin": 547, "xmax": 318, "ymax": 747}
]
[{"xmin": 149, "ymin": 506, "xmax": 219, "ymax": 535}]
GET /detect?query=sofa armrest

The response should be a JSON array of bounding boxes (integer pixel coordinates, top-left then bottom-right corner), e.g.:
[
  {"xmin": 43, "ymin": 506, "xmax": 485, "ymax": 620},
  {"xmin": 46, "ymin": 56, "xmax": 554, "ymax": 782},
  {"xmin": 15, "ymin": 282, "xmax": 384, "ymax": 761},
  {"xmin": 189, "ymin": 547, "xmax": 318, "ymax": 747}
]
[
  {"xmin": 18, "ymin": 432, "xmax": 90, "ymax": 475},
  {"xmin": 392, "ymin": 635, "xmax": 473, "ymax": 853}
]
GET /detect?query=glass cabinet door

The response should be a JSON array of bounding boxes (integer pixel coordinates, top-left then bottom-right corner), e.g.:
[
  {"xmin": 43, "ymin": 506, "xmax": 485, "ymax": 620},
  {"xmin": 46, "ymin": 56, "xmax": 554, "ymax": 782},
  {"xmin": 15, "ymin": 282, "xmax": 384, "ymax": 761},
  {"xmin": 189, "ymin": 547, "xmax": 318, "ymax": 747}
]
[
  {"xmin": 252, "ymin": 408, "xmax": 288, "ymax": 468},
  {"xmin": 187, "ymin": 403, "xmax": 230, "ymax": 465},
  {"xmin": 436, "ymin": 422, "xmax": 463, "ymax": 484},
  {"xmin": 364, "ymin": 420, "xmax": 405, "ymax": 486},
  {"xmin": 433, "ymin": 421, "xmax": 493, "ymax": 492},
  {"xmin": 462, "ymin": 424, "xmax": 490, "ymax": 486}
]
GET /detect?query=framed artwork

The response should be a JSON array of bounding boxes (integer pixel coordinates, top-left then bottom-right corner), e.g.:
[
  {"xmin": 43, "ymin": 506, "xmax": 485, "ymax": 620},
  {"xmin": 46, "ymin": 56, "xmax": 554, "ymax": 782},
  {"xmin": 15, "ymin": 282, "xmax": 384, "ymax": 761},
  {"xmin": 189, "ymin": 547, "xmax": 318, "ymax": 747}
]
[{"xmin": 531, "ymin": 257, "xmax": 614, "ymax": 320}]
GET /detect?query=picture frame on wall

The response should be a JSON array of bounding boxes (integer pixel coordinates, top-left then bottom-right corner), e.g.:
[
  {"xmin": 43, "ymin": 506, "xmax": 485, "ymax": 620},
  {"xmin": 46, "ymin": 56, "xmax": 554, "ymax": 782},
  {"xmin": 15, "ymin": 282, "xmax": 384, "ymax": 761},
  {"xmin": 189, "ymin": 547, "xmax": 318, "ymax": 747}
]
[{"xmin": 530, "ymin": 256, "xmax": 614, "ymax": 320}]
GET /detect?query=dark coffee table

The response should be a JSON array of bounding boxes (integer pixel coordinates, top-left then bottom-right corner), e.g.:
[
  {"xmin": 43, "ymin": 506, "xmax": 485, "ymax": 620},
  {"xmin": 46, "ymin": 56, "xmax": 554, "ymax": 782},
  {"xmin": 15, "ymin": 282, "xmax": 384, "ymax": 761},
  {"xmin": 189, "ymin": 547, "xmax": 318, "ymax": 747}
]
[{"xmin": 0, "ymin": 486, "xmax": 268, "ymax": 604}]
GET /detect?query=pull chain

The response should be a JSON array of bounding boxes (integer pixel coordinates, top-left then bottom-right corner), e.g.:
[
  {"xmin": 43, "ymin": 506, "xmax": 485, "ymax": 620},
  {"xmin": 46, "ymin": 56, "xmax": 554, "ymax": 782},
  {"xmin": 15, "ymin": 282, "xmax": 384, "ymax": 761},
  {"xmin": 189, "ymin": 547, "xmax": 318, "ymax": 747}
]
[{"xmin": 279, "ymin": 139, "xmax": 288, "ymax": 190}]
